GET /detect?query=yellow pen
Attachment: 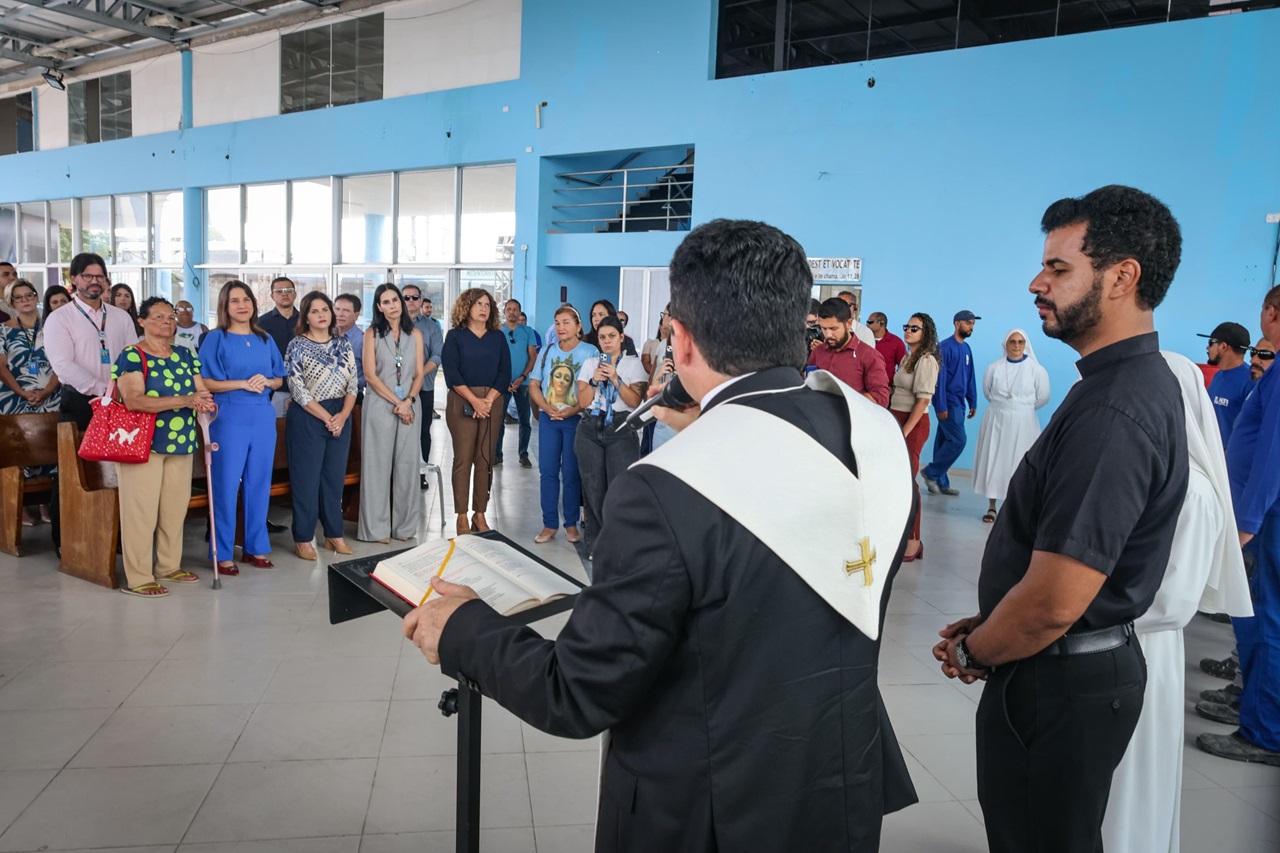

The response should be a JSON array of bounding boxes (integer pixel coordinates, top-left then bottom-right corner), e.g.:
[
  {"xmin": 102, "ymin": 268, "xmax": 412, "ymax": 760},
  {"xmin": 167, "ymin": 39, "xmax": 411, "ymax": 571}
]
[{"xmin": 419, "ymin": 539, "xmax": 457, "ymax": 605}]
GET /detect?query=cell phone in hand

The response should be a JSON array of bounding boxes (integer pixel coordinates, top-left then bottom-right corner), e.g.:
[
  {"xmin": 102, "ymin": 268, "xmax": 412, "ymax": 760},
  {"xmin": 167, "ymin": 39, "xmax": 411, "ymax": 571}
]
[{"xmin": 462, "ymin": 402, "xmax": 475, "ymax": 417}]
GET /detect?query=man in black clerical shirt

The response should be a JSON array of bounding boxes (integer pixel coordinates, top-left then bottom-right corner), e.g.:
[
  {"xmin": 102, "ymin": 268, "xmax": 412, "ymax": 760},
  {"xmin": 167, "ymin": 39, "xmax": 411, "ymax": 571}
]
[{"xmin": 933, "ymin": 185, "xmax": 1189, "ymax": 853}]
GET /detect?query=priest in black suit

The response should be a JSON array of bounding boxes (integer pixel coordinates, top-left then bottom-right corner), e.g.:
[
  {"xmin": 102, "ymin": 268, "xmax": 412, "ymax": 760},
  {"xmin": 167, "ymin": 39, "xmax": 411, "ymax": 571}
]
[{"xmin": 404, "ymin": 218, "xmax": 918, "ymax": 852}]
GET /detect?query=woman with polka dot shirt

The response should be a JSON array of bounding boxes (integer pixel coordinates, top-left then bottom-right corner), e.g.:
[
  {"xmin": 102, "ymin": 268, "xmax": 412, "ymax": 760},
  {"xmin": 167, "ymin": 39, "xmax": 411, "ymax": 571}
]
[{"xmin": 111, "ymin": 297, "xmax": 215, "ymax": 598}]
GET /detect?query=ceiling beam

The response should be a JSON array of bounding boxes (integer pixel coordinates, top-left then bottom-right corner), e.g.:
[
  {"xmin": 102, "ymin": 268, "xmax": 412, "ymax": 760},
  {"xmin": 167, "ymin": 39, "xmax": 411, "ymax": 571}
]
[
  {"xmin": 9, "ymin": 0, "xmax": 182, "ymax": 43},
  {"xmin": 0, "ymin": 43, "xmax": 60, "ymax": 68}
]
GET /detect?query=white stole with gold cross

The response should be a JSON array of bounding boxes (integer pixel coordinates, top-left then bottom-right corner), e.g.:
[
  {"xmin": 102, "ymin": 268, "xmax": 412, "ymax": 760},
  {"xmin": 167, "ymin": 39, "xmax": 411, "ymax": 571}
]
[{"xmin": 633, "ymin": 369, "xmax": 913, "ymax": 641}]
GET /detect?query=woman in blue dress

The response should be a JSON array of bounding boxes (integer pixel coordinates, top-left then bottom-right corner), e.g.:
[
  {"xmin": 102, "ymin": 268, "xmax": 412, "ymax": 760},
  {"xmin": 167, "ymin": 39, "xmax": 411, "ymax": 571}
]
[
  {"xmin": 0, "ymin": 279, "xmax": 61, "ymax": 415},
  {"xmin": 198, "ymin": 281, "xmax": 286, "ymax": 575}
]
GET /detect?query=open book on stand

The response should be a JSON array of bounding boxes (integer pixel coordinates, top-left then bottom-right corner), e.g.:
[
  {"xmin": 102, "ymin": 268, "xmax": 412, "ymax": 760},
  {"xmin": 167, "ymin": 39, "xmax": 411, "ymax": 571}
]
[{"xmin": 371, "ymin": 536, "xmax": 581, "ymax": 616}]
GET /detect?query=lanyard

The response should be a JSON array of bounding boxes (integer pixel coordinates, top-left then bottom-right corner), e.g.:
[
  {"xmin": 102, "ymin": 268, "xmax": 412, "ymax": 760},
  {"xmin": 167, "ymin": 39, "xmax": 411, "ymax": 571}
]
[
  {"xmin": 71, "ymin": 300, "xmax": 108, "ymax": 351},
  {"xmin": 392, "ymin": 330, "xmax": 404, "ymax": 396},
  {"xmin": 17, "ymin": 316, "xmax": 39, "ymax": 349}
]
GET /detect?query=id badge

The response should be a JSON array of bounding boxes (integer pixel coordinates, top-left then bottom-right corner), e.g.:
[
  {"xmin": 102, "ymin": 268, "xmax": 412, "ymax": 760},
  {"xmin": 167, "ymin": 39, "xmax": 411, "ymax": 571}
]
[
  {"xmin": 25, "ymin": 363, "xmax": 40, "ymax": 376},
  {"xmin": 100, "ymin": 349, "xmax": 110, "ymax": 365},
  {"xmin": 394, "ymin": 384, "xmax": 404, "ymax": 398}
]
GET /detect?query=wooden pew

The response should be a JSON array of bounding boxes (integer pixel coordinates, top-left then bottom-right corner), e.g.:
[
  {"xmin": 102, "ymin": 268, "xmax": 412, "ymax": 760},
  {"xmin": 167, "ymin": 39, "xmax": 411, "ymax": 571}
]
[
  {"xmin": 56, "ymin": 422, "xmax": 121, "ymax": 588},
  {"xmin": 0, "ymin": 413, "xmax": 59, "ymax": 557}
]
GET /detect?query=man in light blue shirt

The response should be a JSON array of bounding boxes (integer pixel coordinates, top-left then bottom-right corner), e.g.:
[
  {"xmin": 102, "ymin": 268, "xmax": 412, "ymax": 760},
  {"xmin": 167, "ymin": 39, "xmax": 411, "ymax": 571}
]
[
  {"xmin": 405, "ymin": 284, "xmax": 444, "ymax": 488},
  {"xmin": 333, "ymin": 293, "xmax": 365, "ymax": 396},
  {"xmin": 498, "ymin": 298, "xmax": 539, "ymax": 467}
]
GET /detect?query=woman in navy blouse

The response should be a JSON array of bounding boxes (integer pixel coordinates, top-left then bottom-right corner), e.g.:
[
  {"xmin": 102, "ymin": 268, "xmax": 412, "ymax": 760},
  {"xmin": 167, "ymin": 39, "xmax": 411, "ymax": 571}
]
[
  {"xmin": 284, "ymin": 292, "xmax": 358, "ymax": 560},
  {"xmin": 441, "ymin": 288, "xmax": 510, "ymax": 536}
]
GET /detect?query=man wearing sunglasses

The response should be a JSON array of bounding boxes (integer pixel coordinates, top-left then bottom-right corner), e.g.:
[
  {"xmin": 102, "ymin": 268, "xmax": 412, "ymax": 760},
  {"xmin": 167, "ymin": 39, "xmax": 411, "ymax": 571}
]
[
  {"xmin": 1199, "ymin": 285, "xmax": 1280, "ymax": 770},
  {"xmin": 405, "ymin": 285, "xmax": 444, "ymax": 487},
  {"xmin": 1250, "ymin": 338, "xmax": 1275, "ymax": 382},
  {"xmin": 497, "ymin": 298, "xmax": 538, "ymax": 467},
  {"xmin": 1198, "ymin": 321, "xmax": 1253, "ymax": 446}
]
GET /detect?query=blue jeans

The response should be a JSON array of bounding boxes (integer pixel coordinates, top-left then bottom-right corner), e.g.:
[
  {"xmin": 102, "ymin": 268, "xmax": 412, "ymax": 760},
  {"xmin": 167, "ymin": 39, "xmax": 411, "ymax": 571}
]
[
  {"xmin": 538, "ymin": 414, "xmax": 581, "ymax": 529},
  {"xmin": 496, "ymin": 384, "xmax": 532, "ymax": 461},
  {"xmin": 923, "ymin": 403, "xmax": 967, "ymax": 488}
]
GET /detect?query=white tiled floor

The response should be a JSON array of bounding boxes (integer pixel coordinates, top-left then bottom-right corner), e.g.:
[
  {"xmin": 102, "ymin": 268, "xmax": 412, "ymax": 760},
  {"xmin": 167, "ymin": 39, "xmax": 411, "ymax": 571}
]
[{"xmin": 1, "ymin": 418, "xmax": 1278, "ymax": 852}]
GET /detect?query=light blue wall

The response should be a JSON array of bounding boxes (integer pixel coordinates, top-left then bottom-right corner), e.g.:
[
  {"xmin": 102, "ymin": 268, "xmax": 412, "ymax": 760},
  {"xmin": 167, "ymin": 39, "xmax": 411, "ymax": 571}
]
[{"xmin": 1, "ymin": 1, "xmax": 1277, "ymax": 468}]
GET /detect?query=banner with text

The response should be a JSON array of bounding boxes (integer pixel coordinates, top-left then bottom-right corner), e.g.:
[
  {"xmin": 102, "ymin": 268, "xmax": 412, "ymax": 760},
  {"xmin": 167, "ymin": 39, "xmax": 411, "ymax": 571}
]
[{"xmin": 808, "ymin": 257, "xmax": 862, "ymax": 283}]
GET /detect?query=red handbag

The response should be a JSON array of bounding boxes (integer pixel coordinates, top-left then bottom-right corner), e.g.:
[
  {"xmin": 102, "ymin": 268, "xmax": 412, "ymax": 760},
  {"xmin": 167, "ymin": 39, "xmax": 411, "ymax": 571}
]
[{"xmin": 78, "ymin": 345, "xmax": 158, "ymax": 464}]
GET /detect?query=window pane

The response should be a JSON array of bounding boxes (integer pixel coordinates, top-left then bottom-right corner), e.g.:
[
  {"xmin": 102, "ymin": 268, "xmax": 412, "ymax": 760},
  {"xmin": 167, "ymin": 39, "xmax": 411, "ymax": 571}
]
[
  {"xmin": 206, "ymin": 187, "xmax": 241, "ymax": 265},
  {"xmin": 245, "ymin": 183, "xmax": 286, "ymax": 264},
  {"xmin": 15, "ymin": 92, "xmax": 32, "ymax": 154},
  {"xmin": 99, "ymin": 72, "xmax": 132, "ymax": 142},
  {"xmin": 17, "ymin": 268, "xmax": 45, "ymax": 291},
  {"xmin": 81, "ymin": 197, "xmax": 111, "ymax": 260},
  {"xmin": 114, "ymin": 193, "xmax": 147, "ymax": 264},
  {"xmin": 397, "ymin": 169, "xmax": 456, "ymax": 264},
  {"xmin": 336, "ymin": 270, "xmax": 388, "ymax": 327},
  {"xmin": 0, "ymin": 205, "xmax": 15, "ymax": 263},
  {"xmin": 68, "ymin": 81, "xmax": 88, "ymax": 146},
  {"xmin": 109, "ymin": 267, "xmax": 142, "ymax": 295},
  {"xmin": 151, "ymin": 268, "xmax": 185, "ymax": 306},
  {"xmin": 48, "ymin": 200, "xmax": 73, "ymax": 263},
  {"xmin": 152, "ymin": 191, "xmax": 184, "ymax": 265},
  {"xmin": 460, "ymin": 164, "xmax": 516, "ymax": 263},
  {"xmin": 19, "ymin": 202, "xmax": 45, "ymax": 264},
  {"xmin": 280, "ymin": 30, "xmax": 307, "ymax": 114},
  {"xmin": 341, "ymin": 173, "xmax": 393, "ymax": 263},
  {"xmin": 290, "ymin": 178, "xmax": 332, "ymax": 263},
  {"xmin": 399, "ymin": 271, "xmax": 448, "ymax": 329},
  {"xmin": 204, "ymin": 269, "xmax": 242, "ymax": 327},
  {"xmin": 458, "ymin": 268, "xmax": 511, "ymax": 309},
  {"xmin": 356, "ymin": 15, "xmax": 384, "ymax": 103},
  {"xmin": 331, "ymin": 19, "xmax": 359, "ymax": 108}
]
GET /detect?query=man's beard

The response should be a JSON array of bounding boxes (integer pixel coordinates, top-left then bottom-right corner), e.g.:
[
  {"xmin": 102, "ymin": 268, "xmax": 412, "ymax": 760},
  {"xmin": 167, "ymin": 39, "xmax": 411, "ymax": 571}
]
[
  {"xmin": 957, "ymin": 327, "xmax": 971, "ymax": 340},
  {"xmin": 1039, "ymin": 272, "xmax": 1103, "ymax": 345},
  {"xmin": 1208, "ymin": 352, "xmax": 1220, "ymax": 366},
  {"xmin": 826, "ymin": 330, "xmax": 851, "ymax": 351},
  {"xmin": 1252, "ymin": 365, "xmax": 1264, "ymax": 381}
]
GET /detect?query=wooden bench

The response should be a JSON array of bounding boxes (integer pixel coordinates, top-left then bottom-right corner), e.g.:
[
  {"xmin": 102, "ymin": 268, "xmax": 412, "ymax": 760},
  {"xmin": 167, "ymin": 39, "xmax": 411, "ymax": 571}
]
[
  {"xmin": 57, "ymin": 409, "xmax": 364, "ymax": 589},
  {"xmin": 0, "ymin": 413, "xmax": 60, "ymax": 557}
]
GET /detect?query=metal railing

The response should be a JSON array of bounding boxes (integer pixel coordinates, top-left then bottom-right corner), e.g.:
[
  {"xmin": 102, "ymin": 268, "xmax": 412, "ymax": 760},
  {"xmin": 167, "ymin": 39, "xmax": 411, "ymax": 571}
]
[{"xmin": 551, "ymin": 162, "xmax": 694, "ymax": 233}]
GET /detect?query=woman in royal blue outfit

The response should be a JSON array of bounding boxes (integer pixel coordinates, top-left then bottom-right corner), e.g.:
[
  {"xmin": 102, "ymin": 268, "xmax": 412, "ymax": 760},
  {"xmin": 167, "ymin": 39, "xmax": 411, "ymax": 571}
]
[{"xmin": 198, "ymin": 281, "xmax": 286, "ymax": 574}]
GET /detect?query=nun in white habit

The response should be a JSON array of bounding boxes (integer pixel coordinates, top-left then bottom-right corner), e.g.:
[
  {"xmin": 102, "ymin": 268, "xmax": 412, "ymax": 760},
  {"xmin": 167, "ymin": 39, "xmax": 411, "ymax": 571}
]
[
  {"xmin": 1101, "ymin": 351, "xmax": 1253, "ymax": 853},
  {"xmin": 971, "ymin": 328, "xmax": 1050, "ymax": 522}
]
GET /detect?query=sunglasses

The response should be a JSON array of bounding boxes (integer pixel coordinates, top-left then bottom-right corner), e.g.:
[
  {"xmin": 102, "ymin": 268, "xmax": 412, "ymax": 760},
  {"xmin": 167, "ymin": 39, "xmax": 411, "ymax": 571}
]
[
  {"xmin": 404, "ymin": 295, "xmax": 421, "ymax": 301},
  {"xmin": 507, "ymin": 331, "xmax": 516, "ymax": 344},
  {"xmin": 903, "ymin": 324, "xmax": 923, "ymax": 333},
  {"xmin": 1249, "ymin": 348, "xmax": 1276, "ymax": 360}
]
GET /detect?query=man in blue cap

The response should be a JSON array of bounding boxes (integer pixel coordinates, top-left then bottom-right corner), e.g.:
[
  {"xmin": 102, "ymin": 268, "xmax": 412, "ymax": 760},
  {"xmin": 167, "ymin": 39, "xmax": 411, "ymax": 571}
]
[
  {"xmin": 1199, "ymin": 321, "xmax": 1253, "ymax": 446},
  {"xmin": 923, "ymin": 310, "xmax": 980, "ymax": 495}
]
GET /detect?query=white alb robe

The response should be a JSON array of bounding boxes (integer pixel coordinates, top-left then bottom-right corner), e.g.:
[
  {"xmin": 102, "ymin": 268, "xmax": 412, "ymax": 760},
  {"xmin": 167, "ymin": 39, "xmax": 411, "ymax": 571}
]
[
  {"xmin": 971, "ymin": 354, "xmax": 1050, "ymax": 500},
  {"xmin": 1101, "ymin": 352, "xmax": 1253, "ymax": 853}
]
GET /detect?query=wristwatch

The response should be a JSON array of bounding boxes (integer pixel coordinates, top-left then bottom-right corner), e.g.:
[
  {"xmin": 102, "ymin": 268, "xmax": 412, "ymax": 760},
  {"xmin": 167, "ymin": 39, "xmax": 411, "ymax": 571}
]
[{"xmin": 953, "ymin": 639, "xmax": 987, "ymax": 672}]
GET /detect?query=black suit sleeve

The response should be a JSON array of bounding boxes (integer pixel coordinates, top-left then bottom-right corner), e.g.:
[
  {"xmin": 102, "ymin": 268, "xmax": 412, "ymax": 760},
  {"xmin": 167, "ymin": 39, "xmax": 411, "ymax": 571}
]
[{"xmin": 437, "ymin": 471, "xmax": 692, "ymax": 739}]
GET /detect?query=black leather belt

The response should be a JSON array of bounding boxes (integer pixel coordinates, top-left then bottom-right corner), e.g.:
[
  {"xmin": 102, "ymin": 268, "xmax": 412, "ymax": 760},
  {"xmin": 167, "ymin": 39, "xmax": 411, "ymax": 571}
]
[{"xmin": 1038, "ymin": 623, "xmax": 1133, "ymax": 657}]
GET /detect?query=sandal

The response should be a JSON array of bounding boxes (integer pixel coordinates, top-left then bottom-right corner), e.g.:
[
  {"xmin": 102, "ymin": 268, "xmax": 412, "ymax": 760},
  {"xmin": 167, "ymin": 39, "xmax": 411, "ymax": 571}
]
[
  {"xmin": 161, "ymin": 570, "xmax": 200, "ymax": 584},
  {"xmin": 121, "ymin": 582, "xmax": 169, "ymax": 598},
  {"xmin": 982, "ymin": 510, "xmax": 997, "ymax": 524}
]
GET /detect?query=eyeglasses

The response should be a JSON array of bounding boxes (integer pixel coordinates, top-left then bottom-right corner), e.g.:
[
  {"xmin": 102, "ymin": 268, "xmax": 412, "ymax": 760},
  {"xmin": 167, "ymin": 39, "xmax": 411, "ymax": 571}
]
[
  {"xmin": 272, "ymin": 288, "xmax": 296, "ymax": 294},
  {"xmin": 1250, "ymin": 348, "xmax": 1276, "ymax": 360},
  {"xmin": 404, "ymin": 295, "xmax": 421, "ymax": 302},
  {"xmin": 78, "ymin": 273, "xmax": 107, "ymax": 282},
  {"xmin": 903, "ymin": 324, "xmax": 923, "ymax": 333}
]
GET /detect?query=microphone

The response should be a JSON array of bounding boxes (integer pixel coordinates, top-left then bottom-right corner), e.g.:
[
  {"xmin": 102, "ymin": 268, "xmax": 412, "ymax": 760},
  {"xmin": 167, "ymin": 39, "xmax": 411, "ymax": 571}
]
[{"xmin": 615, "ymin": 374, "xmax": 693, "ymax": 433}]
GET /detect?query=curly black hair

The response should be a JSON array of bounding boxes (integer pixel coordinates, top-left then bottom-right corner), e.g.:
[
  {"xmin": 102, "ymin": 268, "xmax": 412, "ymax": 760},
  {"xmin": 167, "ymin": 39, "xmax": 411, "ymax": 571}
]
[
  {"xmin": 901, "ymin": 312, "xmax": 940, "ymax": 376},
  {"xmin": 1040, "ymin": 185, "xmax": 1182, "ymax": 311}
]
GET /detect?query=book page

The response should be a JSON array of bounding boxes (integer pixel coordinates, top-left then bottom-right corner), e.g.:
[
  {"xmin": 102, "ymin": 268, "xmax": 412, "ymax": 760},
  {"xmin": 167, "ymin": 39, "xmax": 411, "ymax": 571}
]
[
  {"xmin": 439, "ymin": 550, "xmax": 538, "ymax": 615},
  {"xmin": 372, "ymin": 539, "xmax": 457, "ymax": 602},
  {"xmin": 457, "ymin": 537, "xmax": 581, "ymax": 602}
]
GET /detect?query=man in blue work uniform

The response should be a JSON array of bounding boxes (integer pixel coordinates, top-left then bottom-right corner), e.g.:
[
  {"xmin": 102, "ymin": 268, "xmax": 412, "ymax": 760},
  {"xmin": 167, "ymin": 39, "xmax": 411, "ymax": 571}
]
[
  {"xmin": 1199, "ymin": 321, "xmax": 1253, "ymax": 445},
  {"xmin": 922, "ymin": 309, "xmax": 979, "ymax": 496},
  {"xmin": 1198, "ymin": 285, "xmax": 1280, "ymax": 767}
]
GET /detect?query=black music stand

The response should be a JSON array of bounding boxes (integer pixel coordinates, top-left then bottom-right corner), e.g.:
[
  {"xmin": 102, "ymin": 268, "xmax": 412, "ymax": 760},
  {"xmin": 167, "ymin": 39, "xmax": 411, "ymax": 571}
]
[{"xmin": 327, "ymin": 530, "xmax": 584, "ymax": 853}]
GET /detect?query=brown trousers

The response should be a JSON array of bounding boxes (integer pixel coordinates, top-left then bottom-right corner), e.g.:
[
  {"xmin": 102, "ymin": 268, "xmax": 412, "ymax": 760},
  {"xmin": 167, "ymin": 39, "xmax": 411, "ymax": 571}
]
[
  {"xmin": 445, "ymin": 387, "xmax": 503, "ymax": 513},
  {"xmin": 115, "ymin": 452, "xmax": 194, "ymax": 589}
]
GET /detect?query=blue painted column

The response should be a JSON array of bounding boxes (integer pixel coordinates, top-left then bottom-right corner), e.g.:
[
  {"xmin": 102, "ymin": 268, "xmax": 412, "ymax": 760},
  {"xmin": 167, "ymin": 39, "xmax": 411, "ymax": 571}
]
[{"xmin": 183, "ymin": 187, "xmax": 205, "ymax": 320}]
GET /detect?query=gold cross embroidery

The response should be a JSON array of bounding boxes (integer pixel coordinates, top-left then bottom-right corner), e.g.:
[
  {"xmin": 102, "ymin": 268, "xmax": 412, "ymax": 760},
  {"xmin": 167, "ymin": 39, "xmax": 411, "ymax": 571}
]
[{"xmin": 844, "ymin": 537, "xmax": 876, "ymax": 587}]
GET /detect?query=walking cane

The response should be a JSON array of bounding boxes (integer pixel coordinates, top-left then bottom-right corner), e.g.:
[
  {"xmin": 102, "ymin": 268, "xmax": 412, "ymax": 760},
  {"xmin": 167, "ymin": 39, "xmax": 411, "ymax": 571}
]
[{"xmin": 196, "ymin": 405, "xmax": 222, "ymax": 590}]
